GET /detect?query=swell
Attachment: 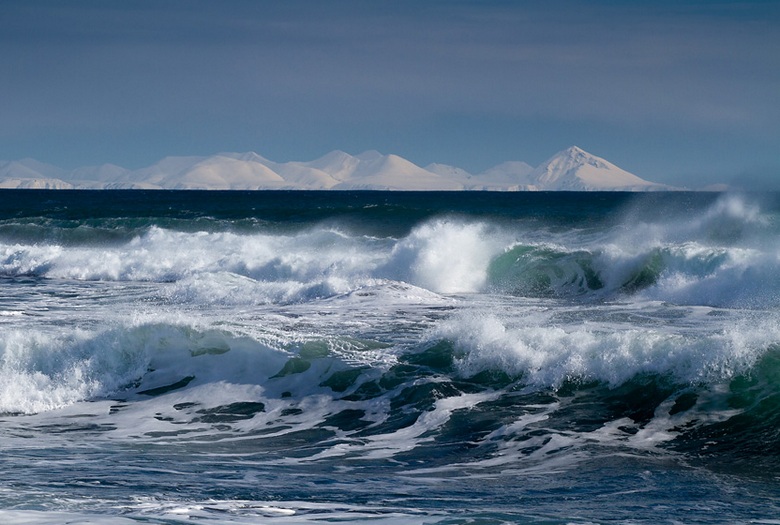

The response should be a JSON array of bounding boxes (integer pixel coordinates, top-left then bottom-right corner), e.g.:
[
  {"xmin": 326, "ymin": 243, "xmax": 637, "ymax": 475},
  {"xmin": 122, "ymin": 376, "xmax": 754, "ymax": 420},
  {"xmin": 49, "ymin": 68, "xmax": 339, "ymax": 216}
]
[
  {"xmin": 486, "ymin": 241, "xmax": 751, "ymax": 304},
  {"xmin": 2, "ymin": 193, "xmax": 779, "ymax": 308},
  {"xmin": 3, "ymin": 319, "xmax": 779, "ymax": 473}
]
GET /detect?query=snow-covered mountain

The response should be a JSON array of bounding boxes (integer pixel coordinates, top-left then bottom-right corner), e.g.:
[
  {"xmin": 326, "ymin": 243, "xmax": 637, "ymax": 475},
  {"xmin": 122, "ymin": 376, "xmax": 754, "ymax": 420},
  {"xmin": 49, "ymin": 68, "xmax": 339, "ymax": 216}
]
[
  {"xmin": 329, "ymin": 151, "xmax": 463, "ymax": 190},
  {"xmin": 0, "ymin": 159, "xmax": 72, "ymax": 189},
  {"xmin": 0, "ymin": 147, "xmax": 677, "ymax": 191},
  {"xmin": 528, "ymin": 146, "xmax": 666, "ymax": 191},
  {"xmin": 220, "ymin": 152, "xmax": 340, "ymax": 189},
  {"xmin": 0, "ymin": 177, "xmax": 73, "ymax": 189}
]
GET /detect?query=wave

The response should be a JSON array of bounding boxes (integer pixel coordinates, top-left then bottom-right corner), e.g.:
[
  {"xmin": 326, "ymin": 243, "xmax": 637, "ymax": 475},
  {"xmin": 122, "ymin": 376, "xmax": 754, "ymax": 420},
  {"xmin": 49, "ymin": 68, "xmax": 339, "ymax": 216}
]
[
  {"xmin": 3, "ymin": 194, "xmax": 778, "ymax": 308},
  {"xmin": 486, "ymin": 241, "xmax": 773, "ymax": 307},
  {"xmin": 432, "ymin": 309, "xmax": 778, "ymax": 388},
  {"xmin": 3, "ymin": 314, "xmax": 779, "ymax": 472},
  {"xmin": 0, "ymin": 226, "xmax": 388, "ymax": 295},
  {"xmin": 0, "ymin": 219, "xmax": 504, "ymax": 302}
]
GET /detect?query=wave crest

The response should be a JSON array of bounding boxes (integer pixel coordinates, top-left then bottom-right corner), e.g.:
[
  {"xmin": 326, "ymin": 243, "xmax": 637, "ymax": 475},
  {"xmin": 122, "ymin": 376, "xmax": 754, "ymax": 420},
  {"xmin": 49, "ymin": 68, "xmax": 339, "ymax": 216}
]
[{"xmin": 2, "ymin": 194, "xmax": 779, "ymax": 309}]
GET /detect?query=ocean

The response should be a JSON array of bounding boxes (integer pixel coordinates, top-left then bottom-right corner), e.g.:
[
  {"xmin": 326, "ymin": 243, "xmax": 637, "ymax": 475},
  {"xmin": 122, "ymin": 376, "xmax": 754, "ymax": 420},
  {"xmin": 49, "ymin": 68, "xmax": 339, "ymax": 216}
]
[{"xmin": 1, "ymin": 189, "xmax": 779, "ymax": 524}]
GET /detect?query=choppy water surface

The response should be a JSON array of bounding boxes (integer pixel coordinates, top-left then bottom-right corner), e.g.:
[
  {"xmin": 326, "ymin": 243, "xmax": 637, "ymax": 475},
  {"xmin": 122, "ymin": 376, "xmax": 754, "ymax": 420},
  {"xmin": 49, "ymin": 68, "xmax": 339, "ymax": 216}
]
[{"xmin": 1, "ymin": 190, "xmax": 779, "ymax": 524}]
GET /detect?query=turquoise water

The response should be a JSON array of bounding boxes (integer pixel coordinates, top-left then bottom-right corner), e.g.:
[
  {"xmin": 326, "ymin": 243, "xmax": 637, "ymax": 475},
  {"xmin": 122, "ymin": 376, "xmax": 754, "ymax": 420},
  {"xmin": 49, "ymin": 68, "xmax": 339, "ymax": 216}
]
[{"xmin": 1, "ymin": 190, "xmax": 779, "ymax": 523}]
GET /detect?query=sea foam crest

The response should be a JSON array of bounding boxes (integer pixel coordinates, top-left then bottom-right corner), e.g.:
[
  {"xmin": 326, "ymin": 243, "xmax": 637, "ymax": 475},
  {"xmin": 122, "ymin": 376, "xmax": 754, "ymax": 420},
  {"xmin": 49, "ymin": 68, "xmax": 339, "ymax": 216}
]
[
  {"xmin": 0, "ymin": 218, "xmax": 506, "ymax": 303},
  {"xmin": 0, "ymin": 319, "xmax": 297, "ymax": 414},
  {"xmin": 0, "ymin": 327, "xmax": 141, "ymax": 414},
  {"xmin": 434, "ymin": 310, "xmax": 780, "ymax": 388},
  {"xmin": 383, "ymin": 219, "xmax": 507, "ymax": 293},
  {"xmin": 604, "ymin": 193, "xmax": 780, "ymax": 307},
  {"xmin": 484, "ymin": 194, "xmax": 780, "ymax": 307}
]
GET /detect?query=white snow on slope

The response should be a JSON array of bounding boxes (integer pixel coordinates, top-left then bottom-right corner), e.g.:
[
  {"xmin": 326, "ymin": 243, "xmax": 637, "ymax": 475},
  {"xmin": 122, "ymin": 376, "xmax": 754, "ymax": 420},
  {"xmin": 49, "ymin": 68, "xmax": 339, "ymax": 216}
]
[
  {"xmin": 222, "ymin": 152, "xmax": 341, "ymax": 189},
  {"xmin": 0, "ymin": 147, "xmax": 680, "ymax": 191},
  {"xmin": 0, "ymin": 159, "xmax": 72, "ymax": 188},
  {"xmin": 426, "ymin": 163, "xmax": 472, "ymax": 182},
  {"xmin": 0, "ymin": 177, "xmax": 74, "ymax": 189},
  {"xmin": 530, "ymin": 146, "xmax": 664, "ymax": 191},
  {"xmin": 332, "ymin": 153, "xmax": 463, "ymax": 190},
  {"xmin": 160, "ymin": 155, "xmax": 289, "ymax": 190}
]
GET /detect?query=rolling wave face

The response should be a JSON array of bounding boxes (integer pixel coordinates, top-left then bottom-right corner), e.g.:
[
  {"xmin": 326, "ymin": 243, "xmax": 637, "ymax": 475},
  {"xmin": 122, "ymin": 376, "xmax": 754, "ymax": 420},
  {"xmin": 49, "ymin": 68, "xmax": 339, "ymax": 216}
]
[
  {"xmin": 485, "ymin": 240, "xmax": 775, "ymax": 308},
  {"xmin": 670, "ymin": 346, "xmax": 780, "ymax": 470},
  {"xmin": 488, "ymin": 244, "xmax": 604, "ymax": 297},
  {"xmin": 484, "ymin": 194, "xmax": 780, "ymax": 307}
]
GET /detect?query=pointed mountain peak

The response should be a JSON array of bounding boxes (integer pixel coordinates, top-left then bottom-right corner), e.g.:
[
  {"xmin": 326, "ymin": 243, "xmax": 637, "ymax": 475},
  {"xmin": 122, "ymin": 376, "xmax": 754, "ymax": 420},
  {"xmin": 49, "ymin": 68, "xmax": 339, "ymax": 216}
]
[
  {"xmin": 530, "ymin": 146, "xmax": 659, "ymax": 190},
  {"xmin": 539, "ymin": 146, "xmax": 611, "ymax": 172},
  {"xmin": 219, "ymin": 151, "xmax": 271, "ymax": 164},
  {"xmin": 309, "ymin": 150, "xmax": 353, "ymax": 165},
  {"xmin": 552, "ymin": 146, "xmax": 605, "ymax": 167}
]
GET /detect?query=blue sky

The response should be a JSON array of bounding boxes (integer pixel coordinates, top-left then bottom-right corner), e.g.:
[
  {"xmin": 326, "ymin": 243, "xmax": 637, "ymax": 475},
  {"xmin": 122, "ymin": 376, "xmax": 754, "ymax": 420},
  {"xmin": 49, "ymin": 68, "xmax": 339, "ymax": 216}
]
[{"xmin": 1, "ymin": 0, "xmax": 778, "ymax": 188}]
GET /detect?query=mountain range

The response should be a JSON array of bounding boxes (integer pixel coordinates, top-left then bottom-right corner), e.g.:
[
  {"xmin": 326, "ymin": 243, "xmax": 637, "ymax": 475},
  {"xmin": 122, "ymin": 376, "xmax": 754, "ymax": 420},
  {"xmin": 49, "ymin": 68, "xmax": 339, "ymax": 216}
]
[{"xmin": 0, "ymin": 146, "xmax": 679, "ymax": 191}]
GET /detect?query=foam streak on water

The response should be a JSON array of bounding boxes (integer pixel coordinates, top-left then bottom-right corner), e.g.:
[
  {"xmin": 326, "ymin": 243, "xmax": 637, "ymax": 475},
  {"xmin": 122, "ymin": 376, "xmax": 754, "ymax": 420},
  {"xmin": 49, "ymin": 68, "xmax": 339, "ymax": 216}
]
[{"xmin": 1, "ymin": 190, "xmax": 780, "ymax": 523}]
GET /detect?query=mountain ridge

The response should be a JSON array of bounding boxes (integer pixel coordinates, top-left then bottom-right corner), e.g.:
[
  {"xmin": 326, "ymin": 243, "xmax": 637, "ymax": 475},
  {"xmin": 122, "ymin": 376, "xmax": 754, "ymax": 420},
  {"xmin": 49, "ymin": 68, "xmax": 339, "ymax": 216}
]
[{"xmin": 0, "ymin": 147, "xmax": 683, "ymax": 191}]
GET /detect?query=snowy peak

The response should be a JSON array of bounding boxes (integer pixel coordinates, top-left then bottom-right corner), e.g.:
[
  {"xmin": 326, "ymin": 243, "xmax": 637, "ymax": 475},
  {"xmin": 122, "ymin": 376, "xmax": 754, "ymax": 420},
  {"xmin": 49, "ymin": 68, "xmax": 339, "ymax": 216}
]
[
  {"xmin": 162, "ymin": 155, "xmax": 288, "ymax": 190},
  {"xmin": 530, "ymin": 146, "xmax": 663, "ymax": 191},
  {"xmin": 332, "ymin": 151, "xmax": 463, "ymax": 190},
  {"xmin": 306, "ymin": 150, "xmax": 361, "ymax": 182}
]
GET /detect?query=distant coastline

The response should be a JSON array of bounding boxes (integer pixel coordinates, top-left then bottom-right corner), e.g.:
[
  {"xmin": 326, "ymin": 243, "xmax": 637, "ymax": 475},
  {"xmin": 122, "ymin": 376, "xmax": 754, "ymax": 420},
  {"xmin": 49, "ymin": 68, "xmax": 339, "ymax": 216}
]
[{"xmin": 0, "ymin": 146, "xmax": 699, "ymax": 192}]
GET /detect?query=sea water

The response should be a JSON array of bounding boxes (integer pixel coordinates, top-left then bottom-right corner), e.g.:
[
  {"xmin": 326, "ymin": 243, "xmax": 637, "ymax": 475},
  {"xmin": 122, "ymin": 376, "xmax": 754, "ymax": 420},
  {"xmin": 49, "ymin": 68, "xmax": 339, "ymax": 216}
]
[{"xmin": 0, "ymin": 190, "xmax": 779, "ymax": 524}]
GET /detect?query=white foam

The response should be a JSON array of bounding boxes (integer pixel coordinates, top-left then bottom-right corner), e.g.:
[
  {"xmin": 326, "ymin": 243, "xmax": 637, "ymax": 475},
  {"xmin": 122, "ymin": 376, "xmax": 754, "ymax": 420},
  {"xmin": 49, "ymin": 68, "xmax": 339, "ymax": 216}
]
[
  {"xmin": 0, "ymin": 219, "xmax": 509, "ymax": 301},
  {"xmin": 0, "ymin": 328, "xmax": 136, "ymax": 414},
  {"xmin": 0, "ymin": 317, "xmax": 292, "ymax": 415},
  {"xmin": 384, "ymin": 219, "xmax": 507, "ymax": 293},
  {"xmin": 642, "ymin": 244, "xmax": 780, "ymax": 308},
  {"xmin": 4, "ymin": 194, "xmax": 778, "ymax": 311},
  {"xmin": 0, "ymin": 503, "xmax": 435, "ymax": 525},
  {"xmin": 562, "ymin": 194, "xmax": 780, "ymax": 307},
  {"xmin": 0, "ymin": 226, "xmax": 385, "ymax": 284},
  {"xmin": 0, "ymin": 511, "xmax": 140, "ymax": 525},
  {"xmin": 434, "ymin": 308, "xmax": 779, "ymax": 389},
  {"xmin": 3, "ymin": 195, "xmax": 780, "ymax": 418}
]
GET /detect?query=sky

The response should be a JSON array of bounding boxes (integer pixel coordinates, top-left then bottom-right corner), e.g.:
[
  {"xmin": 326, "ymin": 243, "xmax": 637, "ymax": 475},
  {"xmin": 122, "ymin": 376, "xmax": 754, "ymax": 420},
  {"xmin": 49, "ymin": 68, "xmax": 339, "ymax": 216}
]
[{"xmin": 1, "ymin": 0, "xmax": 778, "ymax": 189}]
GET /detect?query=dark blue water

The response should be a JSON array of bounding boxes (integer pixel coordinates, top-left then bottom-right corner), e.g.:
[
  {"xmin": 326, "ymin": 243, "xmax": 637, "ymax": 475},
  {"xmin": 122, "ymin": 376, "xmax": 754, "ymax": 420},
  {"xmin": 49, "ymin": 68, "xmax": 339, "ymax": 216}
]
[{"xmin": 1, "ymin": 190, "xmax": 779, "ymax": 524}]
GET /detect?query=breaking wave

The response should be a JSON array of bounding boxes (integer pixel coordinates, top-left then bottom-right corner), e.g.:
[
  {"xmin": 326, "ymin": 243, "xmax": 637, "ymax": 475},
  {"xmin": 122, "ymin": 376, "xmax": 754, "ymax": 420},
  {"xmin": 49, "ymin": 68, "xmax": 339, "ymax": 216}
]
[
  {"xmin": 1, "ymin": 193, "xmax": 778, "ymax": 308},
  {"xmin": 3, "ymin": 313, "xmax": 779, "ymax": 474}
]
